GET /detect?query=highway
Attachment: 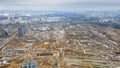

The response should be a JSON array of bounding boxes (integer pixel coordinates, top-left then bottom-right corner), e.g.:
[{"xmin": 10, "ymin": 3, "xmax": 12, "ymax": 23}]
[{"xmin": 0, "ymin": 29, "xmax": 17, "ymax": 49}]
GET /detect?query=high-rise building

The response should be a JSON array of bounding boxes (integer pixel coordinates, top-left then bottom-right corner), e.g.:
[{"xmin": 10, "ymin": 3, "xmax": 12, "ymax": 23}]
[
  {"xmin": 54, "ymin": 62, "xmax": 58, "ymax": 68},
  {"xmin": 18, "ymin": 24, "xmax": 28, "ymax": 37},
  {"xmin": 18, "ymin": 27, "xmax": 24, "ymax": 37},
  {"xmin": 22, "ymin": 59, "xmax": 38, "ymax": 68}
]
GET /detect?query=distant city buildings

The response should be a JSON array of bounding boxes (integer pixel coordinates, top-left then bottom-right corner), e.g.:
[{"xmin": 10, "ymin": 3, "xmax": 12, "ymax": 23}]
[
  {"xmin": 22, "ymin": 59, "xmax": 38, "ymax": 68},
  {"xmin": 0, "ymin": 11, "xmax": 120, "ymax": 68}
]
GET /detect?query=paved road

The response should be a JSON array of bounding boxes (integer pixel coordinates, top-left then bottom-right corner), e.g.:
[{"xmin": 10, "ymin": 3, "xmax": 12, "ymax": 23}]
[{"xmin": 0, "ymin": 29, "xmax": 17, "ymax": 49}]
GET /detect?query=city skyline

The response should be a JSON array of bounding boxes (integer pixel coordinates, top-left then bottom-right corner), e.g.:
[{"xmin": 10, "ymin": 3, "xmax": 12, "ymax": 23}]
[{"xmin": 0, "ymin": 0, "xmax": 120, "ymax": 11}]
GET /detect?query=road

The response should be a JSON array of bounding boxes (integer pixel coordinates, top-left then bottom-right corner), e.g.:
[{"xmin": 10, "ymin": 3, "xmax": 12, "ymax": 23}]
[{"xmin": 0, "ymin": 29, "xmax": 17, "ymax": 49}]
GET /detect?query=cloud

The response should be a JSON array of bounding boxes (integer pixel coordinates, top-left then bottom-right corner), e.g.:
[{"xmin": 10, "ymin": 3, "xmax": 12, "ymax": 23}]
[{"xmin": 0, "ymin": 0, "xmax": 120, "ymax": 11}]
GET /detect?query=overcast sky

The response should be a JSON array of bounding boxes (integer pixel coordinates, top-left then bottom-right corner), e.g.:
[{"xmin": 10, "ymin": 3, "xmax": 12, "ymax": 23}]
[{"xmin": 0, "ymin": 0, "xmax": 120, "ymax": 11}]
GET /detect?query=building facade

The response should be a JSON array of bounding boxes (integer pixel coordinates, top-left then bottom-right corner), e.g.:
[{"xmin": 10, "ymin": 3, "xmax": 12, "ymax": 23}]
[{"xmin": 22, "ymin": 59, "xmax": 38, "ymax": 68}]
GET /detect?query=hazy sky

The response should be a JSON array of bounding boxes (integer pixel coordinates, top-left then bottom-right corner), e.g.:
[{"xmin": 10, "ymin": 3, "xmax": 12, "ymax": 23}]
[{"xmin": 0, "ymin": 0, "xmax": 120, "ymax": 11}]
